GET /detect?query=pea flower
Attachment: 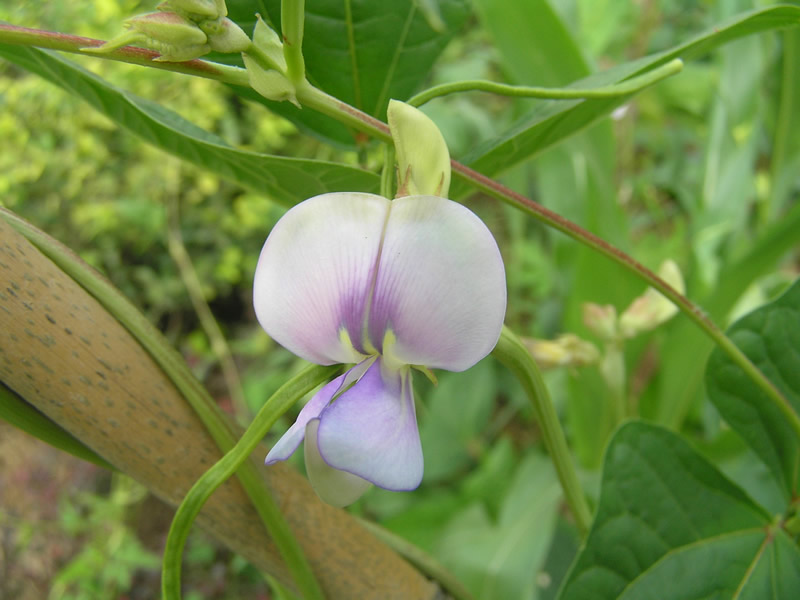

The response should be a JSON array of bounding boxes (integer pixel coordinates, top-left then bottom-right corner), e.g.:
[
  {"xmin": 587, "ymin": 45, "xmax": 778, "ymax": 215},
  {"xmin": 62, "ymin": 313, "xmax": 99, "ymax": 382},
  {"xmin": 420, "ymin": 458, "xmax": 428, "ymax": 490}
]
[{"xmin": 254, "ymin": 192, "xmax": 505, "ymax": 506}]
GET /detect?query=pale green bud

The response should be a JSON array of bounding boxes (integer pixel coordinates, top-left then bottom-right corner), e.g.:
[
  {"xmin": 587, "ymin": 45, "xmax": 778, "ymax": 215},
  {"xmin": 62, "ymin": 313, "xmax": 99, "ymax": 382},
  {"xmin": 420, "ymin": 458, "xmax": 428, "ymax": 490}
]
[
  {"xmin": 388, "ymin": 99, "xmax": 451, "ymax": 198},
  {"xmin": 582, "ymin": 303, "xmax": 618, "ymax": 341},
  {"xmin": 83, "ymin": 11, "xmax": 210, "ymax": 61},
  {"xmin": 524, "ymin": 334, "xmax": 599, "ymax": 369},
  {"xmin": 126, "ymin": 11, "xmax": 207, "ymax": 46},
  {"xmin": 206, "ymin": 18, "xmax": 251, "ymax": 53},
  {"xmin": 243, "ymin": 54, "xmax": 299, "ymax": 107},
  {"xmin": 619, "ymin": 259, "xmax": 685, "ymax": 338}
]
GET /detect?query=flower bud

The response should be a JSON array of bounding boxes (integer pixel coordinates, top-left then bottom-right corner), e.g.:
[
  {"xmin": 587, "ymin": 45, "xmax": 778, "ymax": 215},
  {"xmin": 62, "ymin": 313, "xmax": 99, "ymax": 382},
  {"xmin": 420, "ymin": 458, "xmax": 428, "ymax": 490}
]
[
  {"xmin": 524, "ymin": 334, "xmax": 599, "ymax": 369},
  {"xmin": 388, "ymin": 100, "xmax": 451, "ymax": 198},
  {"xmin": 126, "ymin": 11, "xmax": 207, "ymax": 47},
  {"xmin": 206, "ymin": 17, "xmax": 251, "ymax": 53},
  {"xmin": 619, "ymin": 259, "xmax": 684, "ymax": 338},
  {"xmin": 582, "ymin": 303, "xmax": 618, "ymax": 341},
  {"xmin": 83, "ymin": 11, "xmax": 210, "ymax": 61}
]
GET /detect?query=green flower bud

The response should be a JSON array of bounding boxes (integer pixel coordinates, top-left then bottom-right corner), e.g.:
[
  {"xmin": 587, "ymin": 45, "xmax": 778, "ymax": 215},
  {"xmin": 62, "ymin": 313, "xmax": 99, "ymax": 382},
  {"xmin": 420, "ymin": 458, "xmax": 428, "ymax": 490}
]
[
  {"xmin": 619, "ymin": 259, "xmax": 684, "ymax": 338},
  {"xmin": 206, "ymin": 17, "xmax": 250, "ymax": 53},
  {"xmin": 387, "ymin": 100, "xmax": 451, "ymax": 198},
  {"xmin": 83, "ymin": 11, "xmax": 210, "ymax": 61},
  {"xmin": 524, "ymin": 334, "xmax": 599, "ymax": 369},
  {"xmin": 582, "ymin": 303, "xmax": 618, "ymax": 341},
  {"xmin": 126, "ymin": 11, "xmax": 207, "ymax": 46},
  {"xmin": 243, "ymin": 54, "xmax": 299, "ymax": 107}
]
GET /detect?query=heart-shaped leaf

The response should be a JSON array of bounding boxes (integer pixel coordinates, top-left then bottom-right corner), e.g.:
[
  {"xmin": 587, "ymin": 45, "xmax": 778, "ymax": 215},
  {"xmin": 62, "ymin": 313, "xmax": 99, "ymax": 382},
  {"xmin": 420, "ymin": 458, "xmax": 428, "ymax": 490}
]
[
  {"xmin": 557, "ymin": 421, "xmax": 799, "ymax": 600},
  {"xmin": 706, "ymin": 277, "xmax": 800, "ymax": 501}
]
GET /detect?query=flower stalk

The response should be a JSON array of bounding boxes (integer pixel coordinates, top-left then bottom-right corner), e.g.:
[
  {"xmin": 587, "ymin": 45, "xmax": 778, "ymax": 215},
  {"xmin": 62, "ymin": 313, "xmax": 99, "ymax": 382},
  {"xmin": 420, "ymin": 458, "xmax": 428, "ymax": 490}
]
[{"xmin": 493, "ymin": 326, "xmax": 593, "ymax": 536}]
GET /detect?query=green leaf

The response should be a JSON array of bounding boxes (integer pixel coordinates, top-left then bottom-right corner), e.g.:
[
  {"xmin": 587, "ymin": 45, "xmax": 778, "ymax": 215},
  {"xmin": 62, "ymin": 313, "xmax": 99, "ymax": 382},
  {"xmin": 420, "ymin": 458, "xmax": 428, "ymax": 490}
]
[
  {"xmin": 453, "ymin": 4, "xmax": 800, "ymax": 194},
  {"xmin": 0, "ymin": 383, "xmax": 113, "ymax": 469},
  {"xmin": 706, "ymin": 278, "xmax": 800, "ymax": 501},
  {"xmin": 0, "ymin": 44, "xmax": 379, "ymax": 205},
  {"xmin": 557, "ymin": 421, "xmax": 794, "ymax": 600}
]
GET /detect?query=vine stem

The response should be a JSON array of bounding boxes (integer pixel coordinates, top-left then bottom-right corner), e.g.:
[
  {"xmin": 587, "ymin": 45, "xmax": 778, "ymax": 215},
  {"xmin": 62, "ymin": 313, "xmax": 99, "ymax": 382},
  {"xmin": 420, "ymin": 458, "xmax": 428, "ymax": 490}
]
[
  {"xmin": 407, "ymin": 59, "xmax": 684, "ymax": 106},
  {"xmin": 162, "ymin": 363, "xmax": 337, "ymax": 600},
  {"xmin": 493, "ymin": 327, "xmax": 593, "ymax": 536},
  {"xmin": 2, "ymin": 25, "xmax": 797, "ymax": 445}
]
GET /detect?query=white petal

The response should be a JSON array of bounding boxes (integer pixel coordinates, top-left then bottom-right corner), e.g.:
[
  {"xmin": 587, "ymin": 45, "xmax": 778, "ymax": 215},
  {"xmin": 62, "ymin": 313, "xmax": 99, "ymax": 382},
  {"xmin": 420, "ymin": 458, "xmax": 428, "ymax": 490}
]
[
  {"xmin": 368, "ymin": 196, "xmax": 506, "ymax": 371},
  {"xmin": 316, "ymin": 359, "xmax": 423, "ymax": 491},
  {"xmin": 304, "ymin": 419, "xmax": 372, "ymax": 507},
  {"xmin": 253, "ymin": 193, "xmax": 390, "ymax": 364}
]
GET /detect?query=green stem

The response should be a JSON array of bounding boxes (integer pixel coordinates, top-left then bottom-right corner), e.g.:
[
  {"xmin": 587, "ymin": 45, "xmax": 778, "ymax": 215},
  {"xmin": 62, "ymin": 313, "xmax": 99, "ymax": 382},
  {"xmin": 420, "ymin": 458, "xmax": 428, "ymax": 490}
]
[
  {"xmin": 407, "ymin": 59, "xmax": 684, "ymax": 106},
  {"xmin": 492, "ymin": 326, "xmax": 592, "ymax": 536},
  {"xmin": 355, "ymin": 518, "xmax": 475, "ymax": 600},
  {"xmin": 0, "ymin": 208, "xmax": 324, "ymax": 598},
  {"xmin": 162, "ymin": 363, "xmax": 337, "ymax": 600},
  {"xmin": 281, "ymin": 0, "xmax": 306, "ymax": 84}
]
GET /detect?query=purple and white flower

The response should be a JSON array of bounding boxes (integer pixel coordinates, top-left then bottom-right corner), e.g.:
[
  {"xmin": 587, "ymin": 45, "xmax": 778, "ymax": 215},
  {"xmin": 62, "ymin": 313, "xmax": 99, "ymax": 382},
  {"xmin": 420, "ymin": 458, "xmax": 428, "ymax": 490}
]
[{"xmin": 254, "ymin": 192, "xmax": 506, "ymax": 506}]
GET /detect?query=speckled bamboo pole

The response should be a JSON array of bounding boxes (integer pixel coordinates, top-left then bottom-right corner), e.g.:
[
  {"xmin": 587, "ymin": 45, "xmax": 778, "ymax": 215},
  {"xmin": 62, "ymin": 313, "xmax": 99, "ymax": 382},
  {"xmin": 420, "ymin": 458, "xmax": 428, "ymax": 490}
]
[{"xmin": 0, "ymin": 217, "xmax": 438, "ymax": 600}]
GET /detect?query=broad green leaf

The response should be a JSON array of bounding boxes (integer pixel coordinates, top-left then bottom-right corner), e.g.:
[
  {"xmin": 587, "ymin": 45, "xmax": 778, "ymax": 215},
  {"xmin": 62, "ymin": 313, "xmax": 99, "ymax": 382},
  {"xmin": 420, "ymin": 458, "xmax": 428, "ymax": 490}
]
[
  {"xmin": 0, "ymin": 44, "xmax": 379, "ymax": 205},
  {"xmin": 706, "ymin": 277, "xmax": 800, "ymax": 501},
  {"xmin": 452, "ymin": 4, "xmax": 800, "ymax": 194},
  {"xmin": 0, "ymin": 383, "xmax": 113, "ymax": 469},
  {"xmin": 220, "ymin": 0, "xmax": 470, "ymax": 145},
  {"xmin": 558, "ymin": 421, "xmax": 785, "ymax": 600}
]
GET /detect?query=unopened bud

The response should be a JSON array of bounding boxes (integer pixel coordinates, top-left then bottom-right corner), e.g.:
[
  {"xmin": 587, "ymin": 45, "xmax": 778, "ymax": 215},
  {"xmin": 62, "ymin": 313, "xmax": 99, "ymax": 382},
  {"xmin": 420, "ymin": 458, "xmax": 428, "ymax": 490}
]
[
  {"xmin": 524, "ymin": 334, "xmax": 599, "ymax": 369},
  {"xmin": 583, "ymin": 303, "xmax": 618, "ymax": 341},
  {"xmin": 619, "ymin": 259, "xmax": 685, "ymax": 338},
  {"xmin": 83, "ymin": 11, "xmax": 210, "ymax": 61},
  {"xmin": 206, "ymin": 17, "xmax": 250, "ymax": 53},
  {"xmin": 388, "ymin": 100, "xmax": 451, "ymax": 198},
  {"xmin": 127, "ymin": 11, "xmax": 207, "ymax": 46}
]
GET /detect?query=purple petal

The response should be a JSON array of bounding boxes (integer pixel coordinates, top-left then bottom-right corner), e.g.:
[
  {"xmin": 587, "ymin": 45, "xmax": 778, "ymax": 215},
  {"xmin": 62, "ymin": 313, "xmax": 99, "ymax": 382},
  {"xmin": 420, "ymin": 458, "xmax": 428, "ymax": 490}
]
[
  {"xmin": 316, "ymin": 358, "xmax": 423, "ymax": 491},
  {"xmin": 253, "ymin": 193, "xmax": 390, "ymax": 365},
  {"xmin": 264, "ymin": 372, "xmax": 344, "ymax": 464},
  {"xmin": 368, "ymin": 196, "xmax": 506, "ymax": 371},
  {"xmin": 304, "ymin": 419, "xmax": 372, "ymax": 507}
]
